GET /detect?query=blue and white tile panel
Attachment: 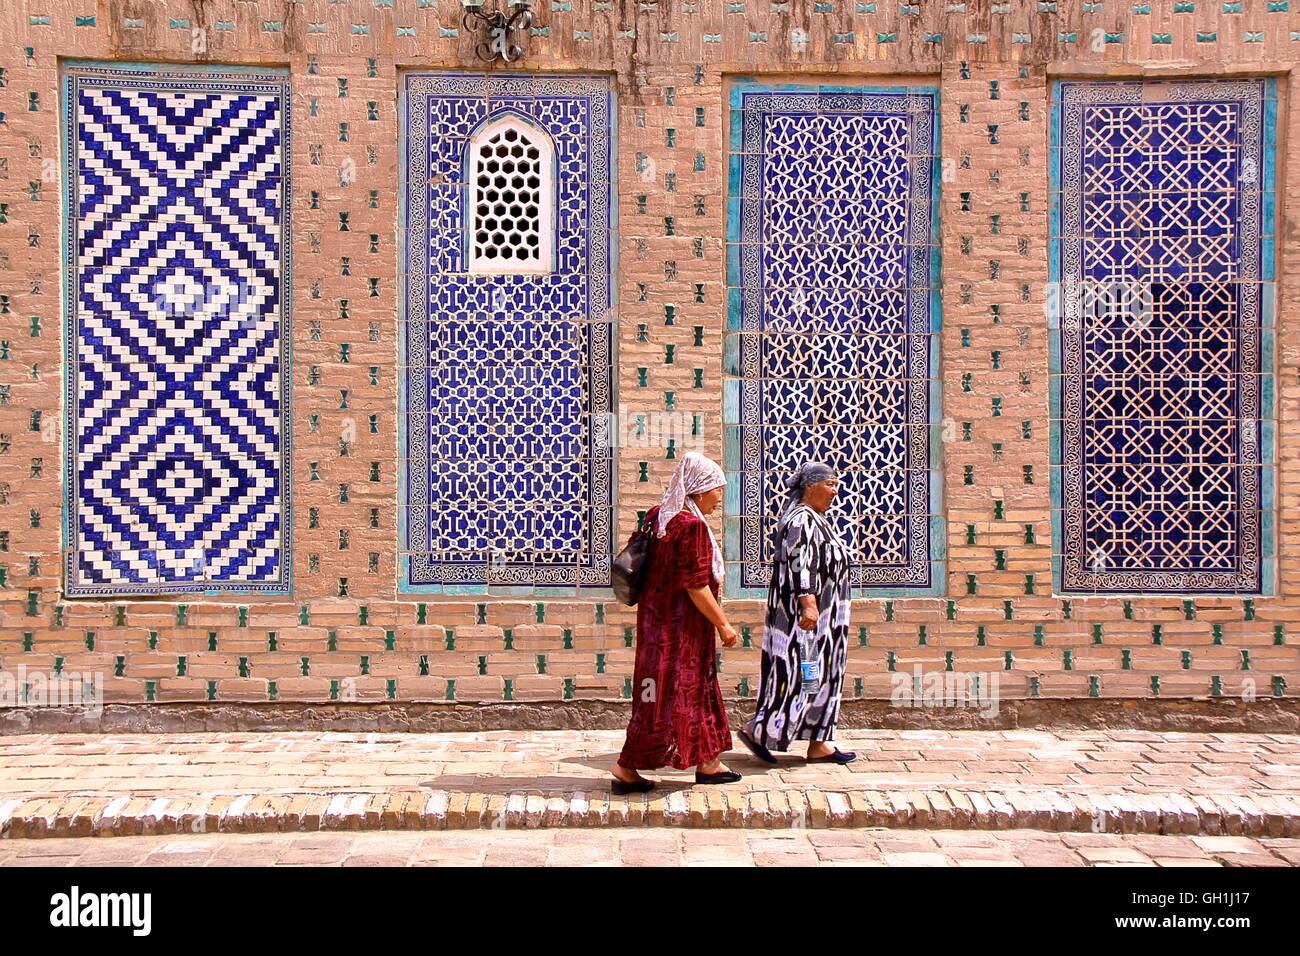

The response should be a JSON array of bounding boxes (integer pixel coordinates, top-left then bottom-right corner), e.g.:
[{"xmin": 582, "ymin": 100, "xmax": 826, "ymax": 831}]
[{"xmin": 63, "ymin": 63, "xmax": 291, "ymax": 595}]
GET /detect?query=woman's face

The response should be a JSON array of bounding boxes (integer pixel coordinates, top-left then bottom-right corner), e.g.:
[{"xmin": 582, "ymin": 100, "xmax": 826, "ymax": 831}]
[
  {"xmin": 802, "ymin": 477, "xmax": 839, "ymax": 512},
  {"xmin": 691, "ymin": 485, "xmax": 725, "ymax": 515}
]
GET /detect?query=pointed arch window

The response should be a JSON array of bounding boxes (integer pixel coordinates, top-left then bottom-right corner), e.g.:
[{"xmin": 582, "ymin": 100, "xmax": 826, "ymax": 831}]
[{"xmin": 467, "ymin": 116, "xmax": 553, "ymax": 273}]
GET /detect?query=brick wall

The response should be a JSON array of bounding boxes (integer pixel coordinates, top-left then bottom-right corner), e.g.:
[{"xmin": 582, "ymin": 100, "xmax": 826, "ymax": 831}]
[{"xmin": 0, "ymin": 0, "xmax": 1298, "ymax": 710}]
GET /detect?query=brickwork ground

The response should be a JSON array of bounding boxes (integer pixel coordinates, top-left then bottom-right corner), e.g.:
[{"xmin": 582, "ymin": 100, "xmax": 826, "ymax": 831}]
[
  {"xmin": 2, "ymin": 1, "xmax": 1299, "ymax": 712},
  {"xmin": 5, "ymin": 828, "xmax": 1298, "ymax": 868},
  {"xmin": 0, "ymin": 728, "xmax": 1297, "ymax": 840}
]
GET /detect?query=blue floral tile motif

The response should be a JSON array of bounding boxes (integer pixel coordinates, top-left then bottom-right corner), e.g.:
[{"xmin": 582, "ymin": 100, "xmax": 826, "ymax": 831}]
[
  {"xmin": 726, "ymin": 85, "xmax": 941, "ymax": 593},
  {"xmin": 400, "ymin": 74, "xmax": 615, "ymax": 590},
  {"xmin": 1052, "ymin": 79, "xmax": 1276, "ymax": 593},
  {"xmin": 62, "ymin": 63, "xmax": 292, "ymax": 595}
]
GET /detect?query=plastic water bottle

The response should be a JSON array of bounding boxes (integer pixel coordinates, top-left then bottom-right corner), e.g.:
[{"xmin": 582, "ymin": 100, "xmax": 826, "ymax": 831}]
[{"xmin": 798, "ymin": 628, "xmax": 820, "ymax": 698}]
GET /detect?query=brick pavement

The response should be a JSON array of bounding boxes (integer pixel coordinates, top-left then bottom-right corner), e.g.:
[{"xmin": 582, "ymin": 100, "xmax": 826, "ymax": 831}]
[
  {"xmin": 0, "ymin": 729, "xmax": 1296, "ymax": 839},
  {"xmin": 2, "ymin": 828, "xmax": 1297, "ymax": 867}
]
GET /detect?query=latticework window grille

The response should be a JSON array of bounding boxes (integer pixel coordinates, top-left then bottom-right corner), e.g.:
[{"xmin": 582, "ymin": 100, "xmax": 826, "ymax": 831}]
[{"xmin": 467, "ymin": 118, "xmax": 552, "ymax": 273}]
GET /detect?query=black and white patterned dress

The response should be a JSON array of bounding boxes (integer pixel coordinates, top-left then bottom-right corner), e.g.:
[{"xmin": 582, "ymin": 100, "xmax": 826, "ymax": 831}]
[{"xmin": 745, "ymin": 502, "xmax": 851, "ymax": 751}]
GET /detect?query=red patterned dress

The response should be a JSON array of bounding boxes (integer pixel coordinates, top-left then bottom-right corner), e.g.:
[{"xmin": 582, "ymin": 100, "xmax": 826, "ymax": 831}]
[{"xmin": 617, "ymin": 505, "xmax": 733, "ymax": 770}]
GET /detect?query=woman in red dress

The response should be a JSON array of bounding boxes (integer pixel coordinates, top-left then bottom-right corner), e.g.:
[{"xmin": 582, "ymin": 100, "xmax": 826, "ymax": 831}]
[{"xmin": 612, "ymin": 452, "xmax": 740, "ymax": 792}]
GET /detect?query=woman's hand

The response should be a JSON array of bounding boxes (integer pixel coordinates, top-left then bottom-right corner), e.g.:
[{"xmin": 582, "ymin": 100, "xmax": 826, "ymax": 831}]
[
  {"xmin": 797, "ymin": 595, "xmax": 818, "ymax": 630},
  {"xmin": 687, "ymin": 586, "xmax": 739, "ymax": 647}
]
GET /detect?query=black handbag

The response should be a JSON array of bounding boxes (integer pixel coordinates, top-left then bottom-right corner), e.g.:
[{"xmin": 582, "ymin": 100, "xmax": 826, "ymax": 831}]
[{"xmin": 611, "ymin": 511, "xmax": 657, "ymax": 606}]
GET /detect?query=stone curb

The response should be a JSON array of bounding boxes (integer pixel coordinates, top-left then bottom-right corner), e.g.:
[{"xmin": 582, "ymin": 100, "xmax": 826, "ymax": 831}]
[{"xmin": 1, "ymin": 789, "xmax": 1297, "ymax": 839}]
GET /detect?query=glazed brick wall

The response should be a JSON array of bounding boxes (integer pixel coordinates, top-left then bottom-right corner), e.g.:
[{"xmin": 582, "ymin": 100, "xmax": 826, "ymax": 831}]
[{"xmin": 0, "ymin": 0, "xmax": 1298, "ymax": 708}]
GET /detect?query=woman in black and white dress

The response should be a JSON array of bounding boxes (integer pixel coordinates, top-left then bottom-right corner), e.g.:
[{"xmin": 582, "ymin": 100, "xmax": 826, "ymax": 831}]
[{"xmin": 738, "ymin": 462, "xmax": 856, "ymax": 766}]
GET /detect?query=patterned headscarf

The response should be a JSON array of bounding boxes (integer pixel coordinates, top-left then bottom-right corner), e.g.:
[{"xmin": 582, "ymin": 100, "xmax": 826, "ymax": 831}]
[
  {"xmin": 656, "ymin": 451, "xmax": 726, "ymax": 583},
  {"xmin": 772, "ymin": 461, "xmax": 838, "ymax": 550}
]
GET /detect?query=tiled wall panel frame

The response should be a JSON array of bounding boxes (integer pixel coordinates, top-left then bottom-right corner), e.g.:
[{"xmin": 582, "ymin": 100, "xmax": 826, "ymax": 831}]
[
  {"xmin": 398, "ymin": 72, "xmax": 616, "ymax": 593},
  {"xmin": 724, "ymin": 82, "xmax": 944, "ymax": 598},
  {"xmin": 61, "ymin": 62, "xmax": 292, "ymax": 596},
  {"xmin": 1050, "ymin": 78, "xmax": 1277, "ymax": 595}
]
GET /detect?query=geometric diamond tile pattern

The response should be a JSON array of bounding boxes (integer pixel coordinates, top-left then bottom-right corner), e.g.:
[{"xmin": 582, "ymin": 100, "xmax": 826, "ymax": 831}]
[
  {"xmin": 1054, "ymin": 79, "xmax": 1274, "ymax": 593},
  {"xmin": 400, "ymin": 74, "xmax": 614, "ymax": 588},
  {"xmin": 63, "ymin": 64, "xmax": 291, "ymax": 594},
  {"xmin": 727, "ymin": 86, "xmax": 940, "ymax": 591}
]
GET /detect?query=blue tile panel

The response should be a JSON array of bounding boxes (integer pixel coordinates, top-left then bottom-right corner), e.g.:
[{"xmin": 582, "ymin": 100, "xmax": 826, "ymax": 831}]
[
  {"xmin": 400, "ymin": 74, "xmax": 615, "ymax": 589},
  {"xmin": 1053, "ymin": 79, "xmax": 1275, "ymax": 593},
  {"xmin": 727, "ymin": 85, "xmax": 941, "ymax": 591},
  {"xmin": 62, "ymin": 63, "xmax": 292, "ymax": 595}
]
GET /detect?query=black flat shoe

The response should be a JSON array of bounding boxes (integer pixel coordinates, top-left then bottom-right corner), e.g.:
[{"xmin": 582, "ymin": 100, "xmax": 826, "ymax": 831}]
[
  {"xmin": 737, "ymin": 729, "xmax": 779, "ymax": 765},
  {"xmin": 694, "ymin": 769, "xmax": 742, "ymax": 785},
  {"xmin": 806, "ymin": 748, "xmax": 857, "ymax": 765},
  {"xmin": 611, "ymin": 777, "xmax": 655, "ymax": 795}
]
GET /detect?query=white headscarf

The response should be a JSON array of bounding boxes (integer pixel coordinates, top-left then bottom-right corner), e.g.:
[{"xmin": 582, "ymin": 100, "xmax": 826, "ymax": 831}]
[{"xmin": 656, "ymin": 451, "xmax": 726, "ymax": 584}]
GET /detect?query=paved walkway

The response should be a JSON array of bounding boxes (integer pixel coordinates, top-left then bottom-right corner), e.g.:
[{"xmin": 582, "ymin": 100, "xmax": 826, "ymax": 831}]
[
  {"xmin": 5, "ymin": 828, "xmax": 1298, "ymax": 867},
  {"xmin": 0, "ymin": 729, "xmax": 1297, "ymax": 839}
]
